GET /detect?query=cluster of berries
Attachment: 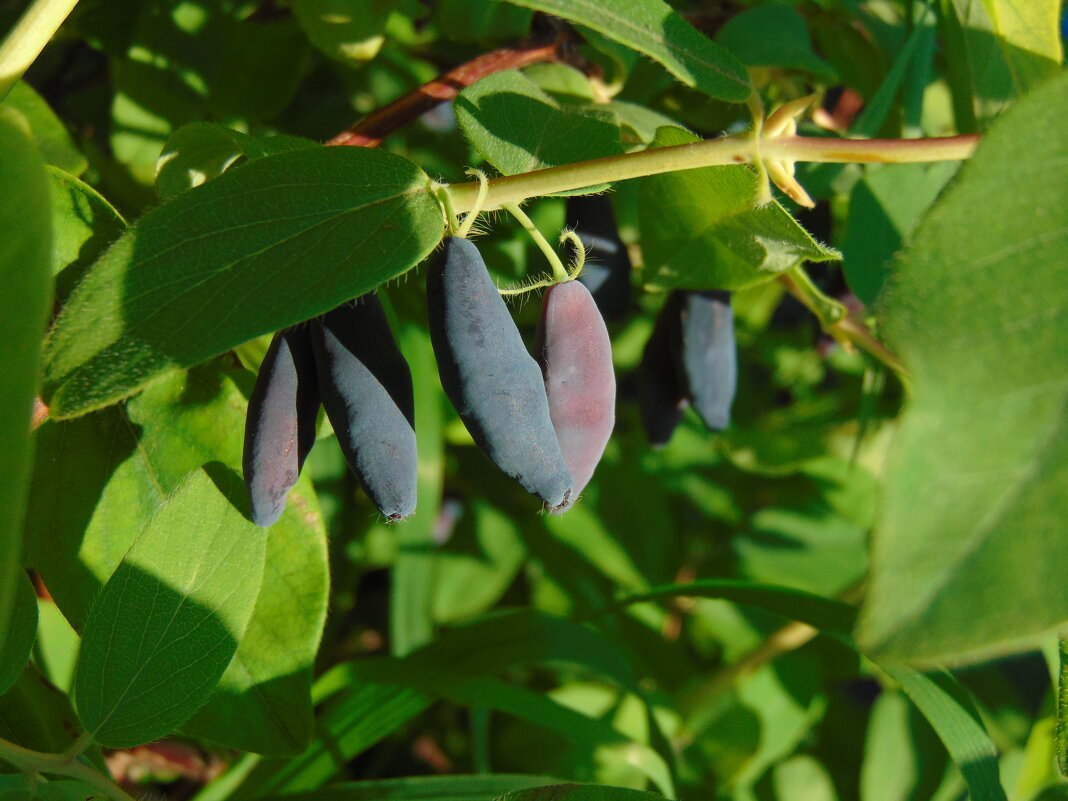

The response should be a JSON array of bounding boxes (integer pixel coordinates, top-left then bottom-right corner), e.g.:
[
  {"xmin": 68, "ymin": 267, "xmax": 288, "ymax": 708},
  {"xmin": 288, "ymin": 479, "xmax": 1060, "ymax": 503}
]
[{"xmin": 242, "ymin": 195, "xmax": 735, "ymax": 526}]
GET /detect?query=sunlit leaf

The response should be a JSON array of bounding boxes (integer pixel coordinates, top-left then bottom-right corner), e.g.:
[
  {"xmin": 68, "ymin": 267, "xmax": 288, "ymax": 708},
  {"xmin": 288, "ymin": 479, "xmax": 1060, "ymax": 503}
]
[{"xmin": 859, "ymin": 71, "xmax": 1068, "ymax": 666}]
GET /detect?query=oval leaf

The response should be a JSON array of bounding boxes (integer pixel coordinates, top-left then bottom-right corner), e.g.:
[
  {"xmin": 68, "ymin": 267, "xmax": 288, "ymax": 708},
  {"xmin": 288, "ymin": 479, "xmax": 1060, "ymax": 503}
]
[
  {"xmin": 858, "ymin": 71, "xmax": 1068, "ymax": 665},
  {"xmin": 42, "ymin": 146, "xmax": 444, "ymax": 419},
  {"xmin": 73, "ymin": 468, "xmax": 267, "ymax": 748}
]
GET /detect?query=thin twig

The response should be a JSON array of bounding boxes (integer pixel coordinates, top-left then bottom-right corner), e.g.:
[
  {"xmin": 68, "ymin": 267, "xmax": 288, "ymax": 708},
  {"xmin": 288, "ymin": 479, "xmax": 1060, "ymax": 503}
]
[
  {"xmin": 779, "ymin": 271, "xmax": 908, "ymax": 378},
  {"xmin": 327, "ymin": 39, "xmax": 566, "ymax": 148}
]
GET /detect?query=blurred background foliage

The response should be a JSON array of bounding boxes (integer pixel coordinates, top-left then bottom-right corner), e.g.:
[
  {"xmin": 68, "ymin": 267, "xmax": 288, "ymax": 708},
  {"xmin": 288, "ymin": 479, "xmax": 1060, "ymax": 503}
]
[{"xmin": 3, "ymin": 0, "xmax": 1067, "ymax": 799}]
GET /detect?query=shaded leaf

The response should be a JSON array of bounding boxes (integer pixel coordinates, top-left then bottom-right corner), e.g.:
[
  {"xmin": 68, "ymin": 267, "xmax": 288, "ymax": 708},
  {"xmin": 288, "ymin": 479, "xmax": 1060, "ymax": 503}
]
[
  {"xmin": 47, "ymin": 166, "xmax": 126, "ymax": 304},
  {"xmin": 330, "ymin": 660, "xmax": 674, "ymax": 797},
  {"xmin": 42, "ymin": 146, "xmax": 443, "ymax": 419},
  {"xmin": 0, "ymin": 664, "xmax": 86, "ymax": 755},
  {"xmin": 0, "ymin": 574, "xmax": 38, "ymax": 697},
  {"xmin": 858, "ymin": 70, "xmax": 1068, "ymax": 665},
  {"xmin": 436, "ymin": 0, "xmax": 533, "ymax": 44},
  {"xmin": 73, "ymin": 469, "xmax": 267, "ymax": 747},
  {"xmin": 292, "ymin": 0, "xmax": 394, "ymax": 63},
  {"xmin": 715, "ymin": 5, "xmax": 836, "ymax": 80}
]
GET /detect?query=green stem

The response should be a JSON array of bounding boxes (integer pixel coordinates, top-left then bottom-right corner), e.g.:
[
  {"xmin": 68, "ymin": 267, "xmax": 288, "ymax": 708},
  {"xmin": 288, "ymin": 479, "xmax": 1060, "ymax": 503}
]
[
  {"xmin": 784, "ymin": 265, "xmax": 846, "ymax": 325},
  {"xmin": 0, "ymin": 0, "xmax": 81, "ymax": 101},
  {"xmin": 502, "ymin": 201, "xmax": 567, "ymax": 282},
  {"xmin": 0, "ymin": 735, "xmax": 137, "ymax": 801},
  {"xmin": 447, "ymin": 133, "xmax": 978, "ymax": 212},
  {"xmin": 778, "ymin": 268, "xmax": 909, "ymax": 378}
]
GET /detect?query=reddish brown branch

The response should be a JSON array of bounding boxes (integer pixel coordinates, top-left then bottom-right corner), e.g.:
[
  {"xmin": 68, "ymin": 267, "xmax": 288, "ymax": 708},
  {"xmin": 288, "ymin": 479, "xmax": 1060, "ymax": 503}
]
[{"xmin": 327, "ymin": 40, "xmax": 565, "ymax": 148}]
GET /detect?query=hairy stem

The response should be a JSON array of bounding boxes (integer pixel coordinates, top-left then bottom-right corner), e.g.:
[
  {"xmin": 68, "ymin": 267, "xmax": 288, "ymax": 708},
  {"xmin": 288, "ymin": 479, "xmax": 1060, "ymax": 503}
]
[
  {"xmin": 0, "ymin": 0, "xmax": 81, "ymax": 101},
  {"xmin": 503, "ymin": 202, "xmax": 568, "ymax": 283},
  {"xmin": 447, "ymin": 133, "xmax": 979, "ymax": 212}
]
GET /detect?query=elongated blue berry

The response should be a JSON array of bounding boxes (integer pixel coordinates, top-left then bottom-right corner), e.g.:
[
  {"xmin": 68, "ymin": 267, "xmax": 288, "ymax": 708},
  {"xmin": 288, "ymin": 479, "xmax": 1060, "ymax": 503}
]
[
  {"xmin": 427, "ymin": 237, "xmax": 573, "ymax": 509},
  {"xmin": 312, "ymin": 295, "xmax": 417, "ymax": 520},
  {"xmin": 678, "ymin": 290, "xmax": 736, "ymax": 431},
  {"xmin": 535, "ymin": 279, "xmax": 615, "ymax": 510},
  {"xmin": 243, "ymin": 327, "xmax": 320, "ymax": 527},
  {"xmin": 566, "ymin": 194, "xmax": 632, "ymax": 321}
]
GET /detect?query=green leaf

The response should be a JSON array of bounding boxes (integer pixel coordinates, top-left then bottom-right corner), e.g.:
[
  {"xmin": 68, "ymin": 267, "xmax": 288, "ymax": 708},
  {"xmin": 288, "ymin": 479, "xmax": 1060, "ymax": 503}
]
[
  {"xmin": 495, "ymin": 785, "xmax": 666, "ymax": 801},
  {"xmin": 47, "ymin": 166, "xmax": 126, "ymax": 304},
  {"xmin": 0, "ymin": 109, "xmax": 52, "ymax": 651},
  {"xmin": 714, "ymin": 5, "xmax": 836, "ymax": 81},
  {"xmin": 496, "ymin": 0, "xmax": 750, "ymax": 102},
  {"xmin": 291, "ymin": 0, "xmax": 395, "ymax": 63},
  {"xmin": 0, "ymin": 83, "xmax": 86, "ymax": 175},
  {"xmin": 878, "ymin": 664, "xmax": 1008, "ymax": 801},
  {"xmin": 455, "ymin": 70, "xmax": 624, "ymax": 182},
  {"xmin": 944, "ymin": 0, "xmax": 1063, "ymax": 123},
  {"xmin": 841, "ymin": 162, "xmax": 959, "ymax": 306},
  {"xmin": 42, "ymin": 146, "xmax": 444, "ymax": 419},
  {"xmin": 26, "ymin": 359, "xmax": 329, "ymax": 753},
  {"xmin": 33, "ymin": 599, "xmax": 79, "ymax": 693},
  {"xmin": 436, "ymin": 0, "xmax": 533, "ymax": 44},
  {"xmin": 181, "ymin": 489, "xmax": 330, "ymax": 754},
  {"xmin": 0, "ymin": 574, "xmax": 37, "ymax": 697},
  {"xmin": 638, "ymin": 127, "xmax": 838, "ymax": 291},
  {"xmin": 390, "ymin": 320, "xmax": 446, "ymax": 656},
  {"xmin": 156, "ymin": 123, "xmax": 317, "ymax": 202},
  {"xmin": 858, "ymin": 71, "xmax": 1068, "ymax": 665},
  {"xmin": 0, "ymin": 664, "xmax": 86, "ymax": 754},
  {"xmin": 73, "ymin": 468, "xmax": 268, "ymax": 748},
  {"xmin": 254, "ymin": 774, "xmax": 556, "ymax": 801},
  {"xmin": 860, "ymin": 691, "xmax": 947, "ymax": 801}
]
